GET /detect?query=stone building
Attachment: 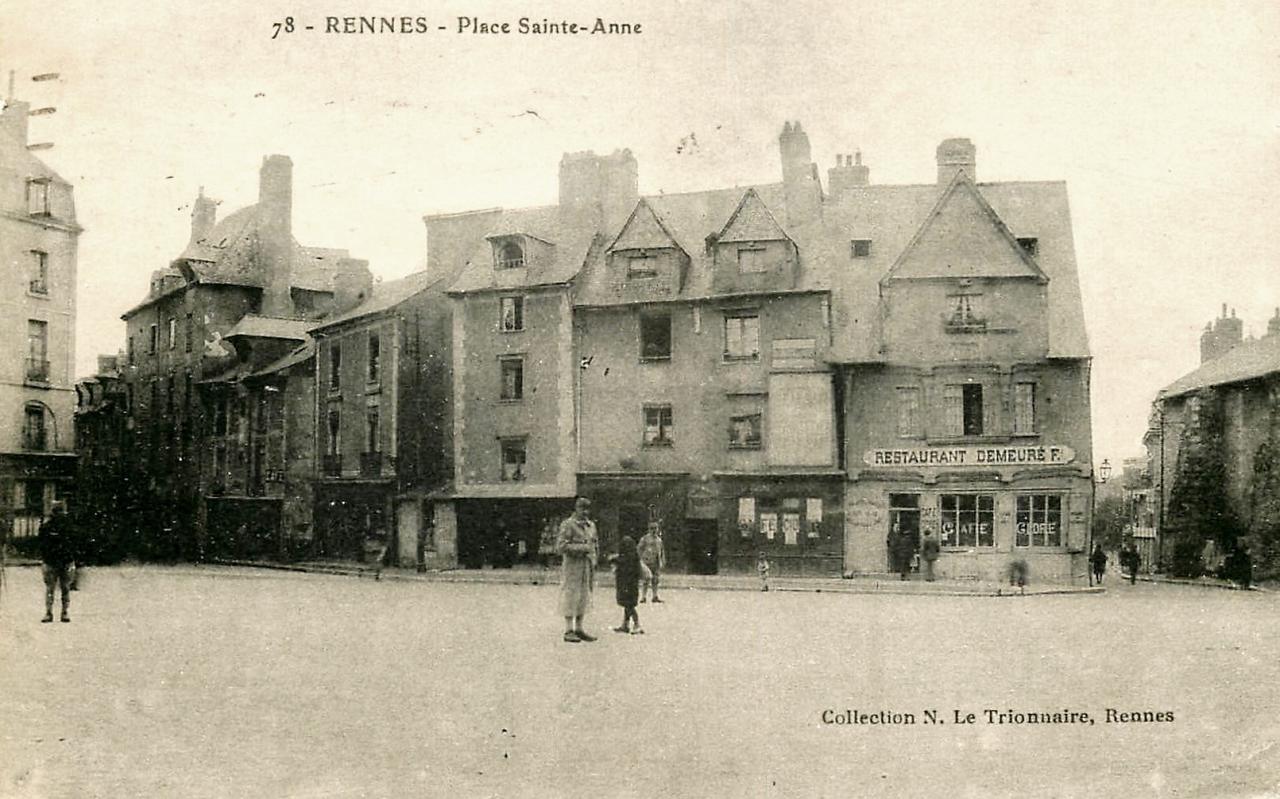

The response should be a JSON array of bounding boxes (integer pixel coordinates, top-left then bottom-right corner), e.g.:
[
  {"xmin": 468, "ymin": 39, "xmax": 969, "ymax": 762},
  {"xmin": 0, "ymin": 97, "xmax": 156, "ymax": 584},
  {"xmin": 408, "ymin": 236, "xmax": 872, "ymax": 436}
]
[
  {"xmin": 114, "ymin": 155, "xmax": 369, "ymax": 558},
  {"xmin": 0, "ymin": 89, "xmax": 81, "ymax": 541},
  {"xmin": 1145, "ymin": 306, "xmax": 1280, "ymax": 568}
]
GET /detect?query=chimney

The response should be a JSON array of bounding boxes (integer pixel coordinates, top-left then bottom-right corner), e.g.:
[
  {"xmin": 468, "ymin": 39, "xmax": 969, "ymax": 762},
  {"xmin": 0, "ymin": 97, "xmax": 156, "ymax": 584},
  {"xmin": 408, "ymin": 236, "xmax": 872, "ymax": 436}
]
[
  {"xmin": 1268, "ymin": 308, "xmax": 1280, "ymax": 338},
  {"xmin": 257, "ymin": 155, "xmax": 294, "ymax": 317},
  {"xmin": 558, "ymin": 149, "xmax": 639, "ymax": 237},
  {"xmin": 827, "ymin": 151, "xmax": 870, "ymax": 202},
  {"xmin": 189, "ymin": 187, "xmax": 217, "ymax": 246},
  {"xmin": 1, "ymin": 73, "xmax": 30, "ymax": 146},
  {"xmin": 333, "ymin": 258, "xmax": 373, "ymax": 315},
  {"xmin": 779, "ymin": 121, "xmax": 821, "ymax": 226},
  {"xmin": 1200, "ymin": 302, "xmax": 1246, "ymax": 362},
  {"xmin": 936, "ymin": 138, "xmax": 976, "ymax": 185}
]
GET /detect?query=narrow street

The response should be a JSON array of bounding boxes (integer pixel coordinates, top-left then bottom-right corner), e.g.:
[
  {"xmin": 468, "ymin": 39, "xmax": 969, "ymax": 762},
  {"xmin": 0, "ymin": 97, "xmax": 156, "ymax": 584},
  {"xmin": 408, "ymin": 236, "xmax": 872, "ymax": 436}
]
[{"xmin": 2, "ymin": 565, "xmax": 1276, "ymax": 798}]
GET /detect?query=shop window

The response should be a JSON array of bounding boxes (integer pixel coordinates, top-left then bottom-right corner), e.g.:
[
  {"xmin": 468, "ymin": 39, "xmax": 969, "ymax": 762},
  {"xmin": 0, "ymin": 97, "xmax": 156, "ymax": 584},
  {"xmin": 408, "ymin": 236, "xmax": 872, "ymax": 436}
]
[
  {"xmin": 728, "ymin": 413, "xmax": 762, "ymax": 448},
  {"xmin": 939, "ymin": 494, "xmax": 995, "ymax": 548},
  {"xmin": 1014, "ymin": 382, "xmax": 1036, "ymax": 434},
  {"xmin": 640, "ymin": 311, "xmax": 671, "ymax": 361},
  {"xmin": 896, "ymin": 387, "xmax": 921, "ymax": 438},
  {"xmin": 1016, "ymin": 495, "xmax": 1062, "ymax": 547},
  {"xmin": 500, "ymin": 437, "xmax": 527, "ymax": 481},
  {"xmin": 500, "ymin": 356, "xmax": 524, "ymax": 401},
  {"xmin": 500, "ymin": 296, "xmax": 524, "ymax": 332},
  {"xmin": 724, "ymin": 312, "xmax": 760, "ymax": 361},
  {"xmin": 643, "ymin": 404, "xmax": 674, "ymax": 446}
]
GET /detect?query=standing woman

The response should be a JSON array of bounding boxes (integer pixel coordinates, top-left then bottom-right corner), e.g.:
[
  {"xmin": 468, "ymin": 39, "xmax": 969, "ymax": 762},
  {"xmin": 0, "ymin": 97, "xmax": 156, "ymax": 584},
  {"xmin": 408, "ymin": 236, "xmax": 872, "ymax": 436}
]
[
  {"xmin": 557, "ymin": 497, "xmax": 599, "ymax": 643},
  {"xmin": 1090, "ymin": 543, "xmax": 1107, "ymax": 586}
]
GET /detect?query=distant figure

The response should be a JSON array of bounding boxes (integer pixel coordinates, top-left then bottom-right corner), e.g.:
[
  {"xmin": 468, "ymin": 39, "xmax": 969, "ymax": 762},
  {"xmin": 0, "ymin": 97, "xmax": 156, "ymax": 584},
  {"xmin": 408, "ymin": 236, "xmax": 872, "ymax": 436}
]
[
  {"xmin": 1007, "ymin": 558, "xmax": 1029, "ymax": 593},
  {"xmin": 920, "ymin": 527, "xmax": 941, "ymax": 582},
  {"xmin": 887, "ymin": 522, "xmax": 902, "ymax": 576},
  {"xmin": 39, "ymin": 503, "xmax": 77, "ymax": 623},
  {"xmin": 637, "ymin": 521, "xmax": 665, "ymax": 603},
  {"xmin": 893, "ymin": 527, "xmax": 916, "ymax": 581},
  {"xmin": 1090, "ymin": 543, "xmax": 1107, "ymax": 586},
  {"xmin": 557, "ymin": 497, "xmax": 599, "ymax": 643},
  {"xmin": 757, "ymin": 551, "xmax": 771, "ymax": 592},
  {"xmin": 1224, "ymin": 544, "xmax": 1253, "ymax": 590},
  {"xmin": 1121, "ymin": 543, "xmax": 1141, "ymax": 585},
  {"xmin": 610, "ymin": 535, "xmax": 643, "ymax": 634}
]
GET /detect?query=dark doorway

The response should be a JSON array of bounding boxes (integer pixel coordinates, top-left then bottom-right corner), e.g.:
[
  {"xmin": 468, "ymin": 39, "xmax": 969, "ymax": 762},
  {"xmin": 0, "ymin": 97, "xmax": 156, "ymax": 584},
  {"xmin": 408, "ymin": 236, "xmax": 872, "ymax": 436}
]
[
  {"xmin": 686, "ymin": 519, "xmax": 719, "ymax": 574},
  {"xmin": 888, "ymin": 493, "xmax": 921, "ymax": 571}
]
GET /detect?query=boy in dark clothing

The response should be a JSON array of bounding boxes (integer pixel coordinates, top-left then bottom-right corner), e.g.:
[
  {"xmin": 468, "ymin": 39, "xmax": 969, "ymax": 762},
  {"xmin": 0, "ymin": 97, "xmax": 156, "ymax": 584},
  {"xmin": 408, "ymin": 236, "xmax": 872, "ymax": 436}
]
[
  {"xmin": 39, "ymin": 503, "xmax": 77, "ymax": 623},
  {"xmin": 610, "ymin": 536, "xmax": 643, "ymax": 634}
]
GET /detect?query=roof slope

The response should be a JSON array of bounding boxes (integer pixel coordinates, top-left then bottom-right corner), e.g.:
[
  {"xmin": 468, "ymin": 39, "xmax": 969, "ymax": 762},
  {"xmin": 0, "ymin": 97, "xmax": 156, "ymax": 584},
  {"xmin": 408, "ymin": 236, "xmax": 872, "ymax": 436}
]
[
  {"xmin": 446, "ymin": 205, "xmax": 598, "ymax": 294},
  {"xmin": 311, "ymin": 268, "xmax": 445, "ymax": 332},
  {"xmin": 224, "ymin": 315, "xmax": 311, "ymax": 341},
  {"xmin": 608, "ymin": 199, "xmax": 684, "ymax": 252},
  {"xmin": 716, "ymin": 188, "xmax": 791, "ymax": 244},
  {"xmin": 1159, "ymin": 335, "xmax": 1280, "ymax": 399}
]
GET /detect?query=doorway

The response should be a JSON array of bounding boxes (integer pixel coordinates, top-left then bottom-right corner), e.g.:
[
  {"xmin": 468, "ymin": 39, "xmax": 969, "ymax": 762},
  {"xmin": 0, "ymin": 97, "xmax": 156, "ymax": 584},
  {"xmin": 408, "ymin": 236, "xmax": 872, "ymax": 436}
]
[
  {"xmin": 888, "ymin": 493, "xmax": 921, "ymax": 570},
  {"xmin": 686, "ymin": 518, "xmax": 719, "ymax": 574}
]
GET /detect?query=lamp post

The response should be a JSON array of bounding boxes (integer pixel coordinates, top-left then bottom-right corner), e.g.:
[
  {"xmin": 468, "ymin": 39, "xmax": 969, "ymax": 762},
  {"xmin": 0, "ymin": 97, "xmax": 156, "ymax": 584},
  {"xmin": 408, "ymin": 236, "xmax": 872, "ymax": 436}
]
[{"xmin": 1098, "ymin": 459, "xmax": 1112, "ymax": 484}]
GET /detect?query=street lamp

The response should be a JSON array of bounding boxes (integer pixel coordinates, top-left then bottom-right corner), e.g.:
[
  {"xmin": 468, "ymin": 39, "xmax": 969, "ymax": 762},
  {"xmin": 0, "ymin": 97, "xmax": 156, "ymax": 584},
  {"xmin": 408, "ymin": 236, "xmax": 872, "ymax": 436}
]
[{"xmin": 1098, "ymin": 459, "xmax": 1112, "ymax": 484}]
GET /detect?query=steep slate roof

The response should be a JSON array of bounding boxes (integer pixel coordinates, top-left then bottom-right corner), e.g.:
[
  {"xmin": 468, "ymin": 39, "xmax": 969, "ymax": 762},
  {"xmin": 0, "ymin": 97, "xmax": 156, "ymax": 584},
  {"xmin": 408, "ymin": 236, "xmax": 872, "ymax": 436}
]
[
  {"xmin": 608, "ymin": 199, "xmax": 684, "ymax": 252},
  {"xmin": 716, "ymin": 188, "xmax": 791, "ymax": 244},
  {"xmin": 446, "ymin": 204, "xmax": 599, "ymax": 294},
  {"xmin": 311, "ymin": 268, "xmax": 445, "ymax": 332},
  {"xmin": 1158, "ymin": 335, "xmax": 1280, "ymax": 400}
]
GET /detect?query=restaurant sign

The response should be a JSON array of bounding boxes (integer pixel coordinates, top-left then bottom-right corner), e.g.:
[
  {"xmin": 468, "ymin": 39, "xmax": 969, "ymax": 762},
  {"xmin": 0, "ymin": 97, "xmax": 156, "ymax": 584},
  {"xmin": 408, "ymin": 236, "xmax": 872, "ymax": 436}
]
[{"xmin": 864, "ymin": 445, "xmax": 1076, "ymax": 468}]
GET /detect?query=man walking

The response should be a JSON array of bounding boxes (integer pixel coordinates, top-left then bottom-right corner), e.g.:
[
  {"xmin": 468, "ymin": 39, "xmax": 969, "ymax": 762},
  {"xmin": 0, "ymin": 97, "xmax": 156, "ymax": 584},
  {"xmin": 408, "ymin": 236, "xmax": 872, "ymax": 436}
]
[
  {"xmin": 637, "ymin": 521, "xmax": 665, "ymax": 603},
  {"xmin": 920, "ymin": 526, "xmax": 940, "ymax": 582},
  {"xmin": 557, "ymin": 497, "xmax": 599, "ymax": 643},
  {"xmin": 39, "ymin": 502, "xmax": 77, "ymax": 623}
]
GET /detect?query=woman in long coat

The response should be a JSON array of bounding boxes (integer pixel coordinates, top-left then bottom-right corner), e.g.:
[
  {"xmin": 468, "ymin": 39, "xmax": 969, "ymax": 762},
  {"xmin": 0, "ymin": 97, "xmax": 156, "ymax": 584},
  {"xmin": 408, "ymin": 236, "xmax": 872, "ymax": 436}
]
[{"xmin": 557, "ymin": 498, "xmax": 599, "ymax": 643}]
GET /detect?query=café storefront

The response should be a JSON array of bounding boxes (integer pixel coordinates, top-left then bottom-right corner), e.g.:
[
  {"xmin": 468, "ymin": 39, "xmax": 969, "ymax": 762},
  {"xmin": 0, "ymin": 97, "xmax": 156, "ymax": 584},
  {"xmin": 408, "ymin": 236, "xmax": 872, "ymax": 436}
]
[{"xmin": 845, "ymin": 444, "xmax": 1092, "ymax": 583}]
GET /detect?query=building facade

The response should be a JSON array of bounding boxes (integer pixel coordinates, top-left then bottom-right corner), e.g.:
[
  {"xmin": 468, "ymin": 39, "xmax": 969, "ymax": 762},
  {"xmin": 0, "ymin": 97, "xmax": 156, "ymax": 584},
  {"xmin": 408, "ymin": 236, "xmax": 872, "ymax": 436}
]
[{"xmin": 0, "ymin": 90, "xmax": 81, "ymax": 541}]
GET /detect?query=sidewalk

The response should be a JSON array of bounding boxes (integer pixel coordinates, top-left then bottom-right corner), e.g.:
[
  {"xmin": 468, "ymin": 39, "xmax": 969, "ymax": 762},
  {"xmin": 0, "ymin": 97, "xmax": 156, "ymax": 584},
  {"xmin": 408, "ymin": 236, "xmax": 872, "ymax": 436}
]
[{"xmin": 207, "ymin": 558, "xmax": 1102, "ymax": 597}]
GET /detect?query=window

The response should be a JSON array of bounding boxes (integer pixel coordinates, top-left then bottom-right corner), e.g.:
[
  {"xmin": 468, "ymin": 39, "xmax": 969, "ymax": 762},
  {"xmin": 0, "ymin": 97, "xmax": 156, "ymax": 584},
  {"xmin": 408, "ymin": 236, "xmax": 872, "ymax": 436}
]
[
  {"xmin": 185, "ymin": 314, "xmax": 194, "ymax": 353},
  {"xmin": 643, "ymin": 404, "xmax": 674, "ymax": 446},
  {"xmin": 1014, "ymin": 382, "xmax": 1036, "ymax": 435},
  {"xmin": 26, "ymin": 320, "xmax": 49, "ymax": 382},
  {"xmin": 326, "ymin": 409, "xmax": 341, "ymax": 456},
  {"xmin": 27, "ymin": 178, "xmax": 50, "ymax": 216},
  {"xmin": 728, "ymin": 413, "xmax": 762, "ymax": 448},
  {"xmin": 29, "ymin": 251, "xmax": 48, "ymax": 294},
  {"xmin": 22, "ymin": 480, "xmax": 45, "ymax": 514},
  {"xmin": 23, "ymin": 405, "xmax": 47, "ymax": 450},
  {"xmin": 1016, "ymin": 495, "xmax": 1062, "ymax": 547},
  {"xmin": 1016, "ymin": 237, "xmax": 1039, "ymax": 257},
  {"xmin": 500, "ymin": 356, "xmax": 524, "ymax": 401},
  {"xmin": 896, "ymin": 387, "xmax": 921, "ymax": 438},
  {"xmin": 724, "ymin": 312, "xmax": 760, "ymax": 360},
  {"xmin": 149, "ymin": 324, "xmax": 159, "ymax": 355},
  {"xmin": 168, "ymin": 318, "xmax": 177, "ymax": 350},
  {"xmin": 627, "ymin": 254, "xmax": 657, "ymax": 279},
  {"xmin": 940, "ymin": 494, "xmax": 995, "ymax": 547},
  {"xmin": 499, "ymin": 296, "xmax": 524, "ymax": 332},
  {"xmin": 500, "ymin": 438, "xmax": 527, "ymax": 481},
  {"xmin": 328, "ymin": 344, "xmax": 341, "ymax": 392},
  {"xmin": 640, "ymin": 311, "xmax": 672, "ymax": 360},
  {"xmin": 737, "ymin": 247, "xmax": 768, "ymax": 274},
  {"xmin": 366, "ymin": 407, "xmax": 380, "ymax": 453},
  {"xmin": 127, "ymin": 335, "xmax": 135, "ymax": 364},
  {"xmin": 367, "ymin": 331, "xmax": 381, "ymax": 384},
  {"xmin": 497, "ymin": 241, "xmax": 525, "ymax": 269},
  {"xmin": 851, "ymin": 239, "xmax": 872, "ymax": 258},
  {"xmin": 945, "ymin": 294, "xmax": 986, "ymax": 333},
  {"xmin": 943, "ymin": 384, "xmax": 984, "ymax": 436}
]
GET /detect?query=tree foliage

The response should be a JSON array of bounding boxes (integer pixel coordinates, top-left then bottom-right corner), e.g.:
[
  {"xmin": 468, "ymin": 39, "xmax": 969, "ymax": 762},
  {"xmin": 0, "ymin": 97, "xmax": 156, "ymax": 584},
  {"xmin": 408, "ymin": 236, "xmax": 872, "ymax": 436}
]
[
  {"xmin": 1247, "ymin": 394, "xmax": 1280, "ymax": 579},
  {"xmin": 1164, "ymin": 391, "xmax": 1239, "ymax": 577},
  {"xmin": 1091, "ymin": 495, "xmax": 1127, "ymax": 552}
]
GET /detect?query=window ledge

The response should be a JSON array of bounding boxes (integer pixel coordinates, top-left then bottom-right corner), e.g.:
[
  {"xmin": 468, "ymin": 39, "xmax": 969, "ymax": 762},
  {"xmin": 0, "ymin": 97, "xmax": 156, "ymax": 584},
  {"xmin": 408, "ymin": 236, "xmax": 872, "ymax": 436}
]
[
  {"xmin": 365, "ymin": 381, "xmax": 382, "ymax": 394},
  {"xmin": 722, "ymin": 356, "xmax": 761, "ymax": 364},
  {"xmin": 27, "ymin": 290, "xmax": 50, "ymax": 300},
  {"xmin": 926, "ymin": 435, "xmax": 1032, "ymax": 445},
  {"xmin": 643, "ymin": 441, "xmax": 674, "ymax": 448},
  {"xmin": 498, "ymin": 398, "xmax": 524, "ymax": 404},
  {"xmin": 728, "ymin": 444, "xmax": 762, "ymax": 450},
  {"xmin": 499, "ymin": 328, "xmax": 525, "ymax": 334},
  {"xmin": 639, "ymin": 356, "xmax": 671, "ymax": 364}
]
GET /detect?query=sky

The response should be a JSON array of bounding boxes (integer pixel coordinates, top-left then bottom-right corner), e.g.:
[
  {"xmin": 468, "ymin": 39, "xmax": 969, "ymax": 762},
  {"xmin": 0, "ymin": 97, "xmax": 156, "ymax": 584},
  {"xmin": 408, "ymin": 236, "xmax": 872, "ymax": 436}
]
[{"xmin": 4, "ymin": 0, "xmax": 1279, "ymax": 465}]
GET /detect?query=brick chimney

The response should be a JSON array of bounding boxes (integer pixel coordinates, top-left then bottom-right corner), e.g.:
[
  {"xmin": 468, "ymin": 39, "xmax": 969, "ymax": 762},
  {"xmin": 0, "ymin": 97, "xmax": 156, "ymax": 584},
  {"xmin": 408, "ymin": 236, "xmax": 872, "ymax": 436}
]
[
  {"xmin": 0, "ymin": 95, "xmax": 29, "ymax": 147},
  {"xmin": 827, "ymin": 151, "xmax": 870, "ymax": 202},
  {"xmin": 189, "ymin": 187, "xmax": 217, "ymax": 246},
  {"xmin": 937, "ymin": 138, "xmax": 976, "ymax": 185},
  {"xmin": 779, "ymin": 121, "xmax": 821, "ymax": 226},
  {"xmin": 333, "ymin": 258, "xmax": 373, "ymax": 315},
  {"xmin": 1200, "ymin": 303, "xmax": 1245, "ymax": 362},
  {"xmin": 558, "ymin": 149, "xmax": 639, "ymax": 237},
  {"xmin": 257, "ymin": 155, "xmax": 294, "ymax": 317}
]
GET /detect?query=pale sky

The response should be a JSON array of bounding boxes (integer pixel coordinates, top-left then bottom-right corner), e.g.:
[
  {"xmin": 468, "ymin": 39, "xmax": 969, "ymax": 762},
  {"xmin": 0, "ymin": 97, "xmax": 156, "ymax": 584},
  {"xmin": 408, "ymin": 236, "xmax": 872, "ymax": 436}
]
[{"xmin": 4, "ymin": 0, "xmax": 1278, "ymax": 464}]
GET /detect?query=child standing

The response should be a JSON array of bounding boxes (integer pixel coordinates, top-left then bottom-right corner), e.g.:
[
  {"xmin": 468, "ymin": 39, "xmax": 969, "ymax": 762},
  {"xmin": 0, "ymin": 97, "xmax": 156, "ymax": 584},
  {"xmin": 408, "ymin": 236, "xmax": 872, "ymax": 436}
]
[
  {"xmin": 611, "ymin": 535, "xmax": 644, "ymax": 634},
  {"xmin": 757, "ymin": 551, "xmax": 771, "ymax": 592}
]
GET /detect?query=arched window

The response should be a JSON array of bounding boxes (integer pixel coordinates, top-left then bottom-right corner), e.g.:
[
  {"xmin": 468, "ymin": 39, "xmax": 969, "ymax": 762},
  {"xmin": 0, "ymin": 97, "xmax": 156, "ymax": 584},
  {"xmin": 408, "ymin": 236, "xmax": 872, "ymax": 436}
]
[
  {"xmin": 23, "ymin": 402, "xmax": 50, "ymax": 451},
  {"xmin": 497, "ymin": 241, "xmax": 525, "ymax": 269}
]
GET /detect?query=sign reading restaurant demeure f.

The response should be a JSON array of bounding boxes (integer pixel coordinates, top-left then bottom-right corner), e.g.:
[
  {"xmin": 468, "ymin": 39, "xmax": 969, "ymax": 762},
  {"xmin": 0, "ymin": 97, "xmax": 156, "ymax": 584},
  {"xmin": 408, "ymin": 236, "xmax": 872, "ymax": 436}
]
[{"xmin": 863, "ymin": 445, "xmax": 1076, "ymax": 468}]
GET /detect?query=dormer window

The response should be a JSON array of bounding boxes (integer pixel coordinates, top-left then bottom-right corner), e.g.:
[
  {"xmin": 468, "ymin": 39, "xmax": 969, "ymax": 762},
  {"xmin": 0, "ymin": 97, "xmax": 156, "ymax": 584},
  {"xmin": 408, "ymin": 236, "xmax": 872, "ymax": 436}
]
[
  {"xmin": 496, "ymin": 241, "xmax": 525, "ymax": 270},
  {"xmin": 26, "ymin": 178, "xmax": 51, "ymax": 216},
  {"xmin": 627, "ymin": 253, "xmax": 657, "ymax": 279},
  {"xmin": 851, "ymin": 239, "xmax": 872, "ymax": 258},
  {"xmin": 737, "ymin": 245, "xmax": 768, "ymax": 274},
  {"xmin": 1017, "ymin": 237, "xmax": 1039, "ymax": 257}
]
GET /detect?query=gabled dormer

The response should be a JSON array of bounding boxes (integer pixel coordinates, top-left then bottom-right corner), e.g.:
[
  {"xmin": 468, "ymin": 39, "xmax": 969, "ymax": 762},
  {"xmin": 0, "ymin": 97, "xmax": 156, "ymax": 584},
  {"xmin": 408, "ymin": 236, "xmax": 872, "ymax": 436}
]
[
  {"xmin": 879, "ymin": 173, "xmax": 1050, "ymax": 362},
  {"xmin": 604, "ymin": 199, "xmax": 689, "ymax": 301},
  {"xmin": 710, "ymin": 189, "xmax": 798, "ymax": 293},
  {"xmin": 487, "ymin": 232, "xmax": 555, "ymax": 274}
]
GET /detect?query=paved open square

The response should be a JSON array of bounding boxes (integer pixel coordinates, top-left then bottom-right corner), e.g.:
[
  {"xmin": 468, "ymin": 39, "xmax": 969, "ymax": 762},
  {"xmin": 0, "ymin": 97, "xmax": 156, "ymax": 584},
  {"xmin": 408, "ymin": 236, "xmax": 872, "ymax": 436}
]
[{"xmin": 1, "ymin": 565, "xmax": 1277, "ymax": 798}]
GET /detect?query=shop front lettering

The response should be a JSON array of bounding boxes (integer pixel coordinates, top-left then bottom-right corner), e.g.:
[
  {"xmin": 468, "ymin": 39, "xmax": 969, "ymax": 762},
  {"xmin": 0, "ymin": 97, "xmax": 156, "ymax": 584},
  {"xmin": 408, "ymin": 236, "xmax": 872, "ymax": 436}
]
[{"xmin": 864, "ymin": 445, "xmax": 1075, "ymax": 467}]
